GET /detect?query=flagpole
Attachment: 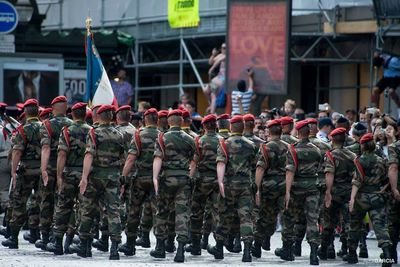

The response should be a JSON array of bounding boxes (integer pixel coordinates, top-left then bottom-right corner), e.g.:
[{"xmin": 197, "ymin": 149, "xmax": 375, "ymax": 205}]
[
  {"xmin": 86, "ymin": 16, "xmax": 92, "ymax": 36},
  {"xmin": 85, "ymin": 16, "xmax": 92, "ymax": 104}
]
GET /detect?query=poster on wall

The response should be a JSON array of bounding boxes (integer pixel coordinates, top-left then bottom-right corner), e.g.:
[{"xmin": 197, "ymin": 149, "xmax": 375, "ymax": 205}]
[
  {"xmin": 227, "ymin": 0, "xmax": 291, "ymax": 95},
  {"xmin": 64, "ymin": 69, "xmax": 86, "ymax": 106}
]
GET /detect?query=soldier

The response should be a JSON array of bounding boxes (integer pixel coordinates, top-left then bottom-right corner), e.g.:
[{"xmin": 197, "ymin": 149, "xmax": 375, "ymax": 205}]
[
  {"xmin": 387, "ymin": 131, "xmax": 400, "ymax": 264},
  {"xmin": 1, "ymin": 99, "xmax": 42, "ymax": 249},
  {"xmin": 252, "ymin": 119, "xmax": 288, "ymax": 258},
  {"xmin": 151, "ymin": 109, "xmax": 195, "ymax": 263},
  {"xmin": 37, "ymin": 96, "xmax": 73, "ymax": 250},
  {"xmin": 207, "ymin": 115, "xmax": 257, "ymax": 262},
  {"xmin": 118, "ymin": 108, "xmax": 159, "ymax": 256},
  {"xmin": 182, "ymin": 109, "xmax": 198, "ymax": 138},
  {"xmin": 45, "ymin": 102, "xmax": 91, "ymax": 255},
  {"xmin": 336, "ymin": 117, "xmax": 356, "ymax": 146},
  {"xmin": 157, "ymin": 110, "xmax": 169, "ymax": 133},
  {"xmin": 39, "ymin": 108, "xmax": 53, "ymax": 122},
  {"xmin": 70, "ymin": 104, "xmax": 125, "ymax": 260},
  {"xmin": 281, "ymin": 116, "xmax": 298, "ymax": 144},
  {"xmin": 187, "ymin": 114, "xmax": 222, "ymax": 255},
  {"xmin": 216, "ymin": 114, "xmax": 230, "ymax": 139},
  {"xmin": 347, "ymin": 133, "xmax": 392, "ymax": 267},
  {"xmin": 282, "ymin": 120, "xmax": 321, "ymax": 265},
  {"xmin": 319, "ymin": 127, "xmax": 356, "ymax": 260},
  {"xmin": 116, "ymin": 105, "xmax": 136, "ymax": 149}
]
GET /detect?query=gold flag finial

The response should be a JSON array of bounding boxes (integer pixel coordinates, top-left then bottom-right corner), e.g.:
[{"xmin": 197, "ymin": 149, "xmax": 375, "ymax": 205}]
[{"xmin": 86, "ymin": 16, "xmax": 92, "ymax": 36}]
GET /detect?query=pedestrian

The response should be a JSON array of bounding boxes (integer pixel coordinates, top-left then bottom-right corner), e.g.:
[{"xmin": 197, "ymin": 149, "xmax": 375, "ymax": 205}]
[{"xmin": 111, "ymin": 69, "xmax": 133, "ymax": 106}]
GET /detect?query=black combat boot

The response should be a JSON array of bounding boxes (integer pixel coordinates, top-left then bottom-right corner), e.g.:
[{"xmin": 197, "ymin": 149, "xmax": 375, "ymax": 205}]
[
  {"xmin": 318, "ymin": 243, "xmax": 328, "ymax": 260},
  {"xmin": 310, "ymin": 243, "xmax": 319, "ymax": 265},
  {"xmin": 118, "ymin": 237, "xmax": 135, "ymax": 256},
  {"xmin": 201, "ymin": 234, "xmax": 209, "ymax": 250},
  {"xmin": 242, "ymin": 242, "xmax": 252, "ymax": 262},
  {"xmin": 224, "ymin": 234, "xmax": 235, "ymax": 252},
  {"xmin": 327, "ymin": 243, "xmax": 336, "ymax": 259},
  {"xmin": 72, "ymin": 235, "xmax": 80, "ymax": 244},
  {"xmin": 251, "ymin": 240, "xmax": 262, "ymax": 258},
  {"xmin": 262, "ymin": 235, "xmax": 271, "ymax": 251},
  {"xmin": 293, "ymin": 239, "xmax": 302, "ymax": 256},
  {"xmin": 92, "ymin": 234, "xmax": 109, "ymax": 252},
  {"xmin": 46, "ymin": 236, "xmax": 63, "ymax": 255},
  {"xmin": 35, "ymin": 232, "xmax": 49, "ymax": 251},
  {"xmin": 69, "ymin": 238, "xmax": 92, "ymax": 258},
  {"xmin": 359, "ymin": 235, "xmax": 368, "ymax": 258},
  {"xmin": 109, "ymin": 240, "xmax": 120, "ymax": 260},
  {"xmin": 150, "ymin": 238, "xmax": 166, "ymax": 258},
  {"xmin": 343, "ymin": 248, "xmax": 358, "ymax": 264},
  {"xmin": 165, "ymin": 235, "xmax": 176, "ymax": 253},
  {"xmin": 174, "ymin": 242, "xmax": 185, "ymax": 262},
  {"xmin": 0, "ymin": 225, "xmax": 10, "ymax": 238},
  {"xmin": 187, "ymin": 238, "xmax": 201, "ymax": 255},
  {"xmin": 337, "ymin": 240, "xmax": 348, "ymax": 257},
  {"xmin": 274, "ymin": 246, "xmax": 283, "ymax": 257},
  {"xmin": 232, "ymin": 233, "xmax": 242, "ymax": 253},
  {"xmin": 279, "ymin": 241, "xmax": 295, "ymax": 261},
  {"xmin": 63, "ymin": 234, "xmax": 74, "ymax": 254},
  {"xmin": 207, "ymin": 240, "xmax": 224, "ymax": 260},
  {"xmin": 391, "ymin": 242, "xmax": 398, "ymax": 264},
  {"xmin": 382, "ymin": 246, "xmax": 393, "ymax": 267},
  {"xmin": 23, "ymin": 229, "xmax": 40, "ymax": 244},
  {"xmin": 136, "ymin": 231, "xmax": 150, "ymax": 248},
  {"xmin": 1, "ymin": 227, "xmax": 19, "ymax": 249}
]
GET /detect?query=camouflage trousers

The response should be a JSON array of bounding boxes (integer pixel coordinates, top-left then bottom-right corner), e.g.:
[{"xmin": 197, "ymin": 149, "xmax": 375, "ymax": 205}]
[
  {"xmin": 9, "ymin": 167, "xmax": 40, "ymax": 230},
  {"xmin": 139, "ymin": 200, "xmax": 153, "ymax": 233},
  {"xmin": 190, "ymin": 177, "xmax": 219, "ymax": 239},
  {"xmin": 79, "ymin": 173, "xmax": 122, "ymax": 242},
  {"xmin": 283, "ymin": 189, "xmax": 321, "ymax": 245},
  {"xmin": 348, "ymin": 192, "xmax": 391, "ymax": 250},
  {"xmin": 154, "ymin": 175, "xmax": 191, "ymax": 243},
  {"xmin": 254, "ymin": 179, "xmax": 286, "ymax": 242},
  {"xmin": 321, "ymin": 191, "xmax": 350, "ymax": 246},
  {"xmin": 38, "ymin": 168, "xmax": 57, "ymax": 233},
  {"xmin": 202, "ymin": 203, "xmax": 213, "ymax": 235},
  {"xmin": 388, "ymin": 195, "xmax": 400, "ymax": 245},
  {"xmin": 53, "ymin": 170, "xmax": 82, "ymax": 238},
  {"xmin": 125, "ymin": 176, "xmax": 156, "ymax": 238},
  {"xmin": 215, "ymin": 183, "xmax": 253, "ymax": 243}
]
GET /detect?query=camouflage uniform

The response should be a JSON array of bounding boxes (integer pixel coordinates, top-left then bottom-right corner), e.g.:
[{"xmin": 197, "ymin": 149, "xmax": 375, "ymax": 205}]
[
  {"xmin": 39, "ymin": 115, "xmax": 73, "ymax": 235},
  {"xmin": 53, "ymin": 120, "xmax": 91, "ymax": 238},
  {"xmin": 281, "ymin": 133, "xmax": 298, "ymax": 145},
  {"xmin": 254, "ymin": 137, "xmax": 288, "ymax": 242},
  {"xmin": 214, "ymin": 133, "xmax": 257, "ymax": 243},
  {"xmin": 78, "ymin": 123, "xmax": 125, "ymax": 242},
  {"xmin": 8, "ymin": 118, "xmax": 42, "ymax": 235},
  {"xmin": 283, "ymin": 139, "xmax": 321, "ymax": 246},
  {"xmin": 154, "ymin": 126, "xmax": 195, "ymax": 244},
  {"xmin": 348, "ymin": 152, "xmax": 391, "ymax": 250}
]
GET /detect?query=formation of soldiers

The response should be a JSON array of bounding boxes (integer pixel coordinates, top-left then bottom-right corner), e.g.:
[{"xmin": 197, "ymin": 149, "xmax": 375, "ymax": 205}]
[{"xmin": 0, "ymin": 96, "xmax": 398, "ymax": 267}]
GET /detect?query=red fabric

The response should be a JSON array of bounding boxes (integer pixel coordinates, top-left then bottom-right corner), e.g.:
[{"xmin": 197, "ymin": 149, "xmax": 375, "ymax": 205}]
[
  {"xmin": 51, "ymin": 96, "xmax": 67, "ymax": 105},
  {"xmin": 329, "ymin": 127, "xmax": 346, "ymax": 137},
  {"xmin": 230, "ymin": 115, "xmax": 243, "ymax": 124},
  {"xmin": 23, "ymin": 99, "xmax": 38, "ymax": 108},
  {"xmin": 71, "ymin": 102, "xmax": 87, "ymax": 111},
  {"xmin": 144, "ymin": 108, "xmax": 158, "ymax": 116},
  {"xmin": 201, "ymin": 114, "xmax": 217, "ymax": 124},
  {"xmin": 168, "ymin": 109, "xmax": 183, "ymax": 117}
]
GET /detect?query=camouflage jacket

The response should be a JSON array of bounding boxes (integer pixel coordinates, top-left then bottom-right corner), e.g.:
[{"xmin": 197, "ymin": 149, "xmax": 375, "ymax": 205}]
[
  {"xmin": 286, "ymin": 138, "xmax": 321, "ymax": 191},
  {"xmin": 182, "ymin": 127, "xmax": 198, "ymax": 139},
  {"xmin": 281, "ymin": 133, "xmax": 298, "ymax": 144},
  {"xmin": 128, "ymin": 125, "xmax": 159, "ymax": 177},
  {"xmin": 58, "ymin": 120, "xmax": 91, "ymax": 168},
  {"xmin": 347, "ymin": 141, "xmax": 385, "ymax": 158},
  {"xmin": 194, "ymin": 132, "xmax": 223, "ymax": 178},
  {"xmin": 40, "ymin": 115, "xmax": 73, "ymax": 164},
  {"xmin": 218, "ymin": 129, "xmax": 230, "ymax": 140},
  {"xmin": 324, "ymin": 146, "xmax": 356, "ymax": 195},
  {"xmin": 388, "ymin": 139, "xmax": 400, "ymax": 187},
  {"xmin": 85, "ymin": 123, "xmax": 125, "ymax": 176},
  {"xmin": 154, "ymin": 126, "xmax": 196, "ymax": 177},
  {"xmin": 116, "ymin": 122, "xmax": 136, "ymax": 148},
  {"xmin": 216, "ymin": 133, "xmax": 257, "ymax": 186},
  {"xmin": 310, "ymin": 135, "xmax": 332, "ymax": 184},
  {"xmin": 353, "ymin": 152, "xmax": 387, "ymax": 193},
  {"xmin": 13, "ymin": 117, "xmax": 42, "ymax": 168}
]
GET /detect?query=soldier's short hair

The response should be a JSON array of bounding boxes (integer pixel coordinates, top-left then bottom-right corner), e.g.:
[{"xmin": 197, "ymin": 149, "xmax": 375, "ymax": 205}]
[
  {"xmin": 203, "ymin": 121, "xmax": 216, "ymax": 131},
  {"xmin": 25, "ymin": 105, "xmax": 39, "ymax": 117},
  {"xmin": 168, "ymin": 115, "xmax": 182, "ymax": 126},
  {"xmin": 361, "ymin": 140, "xmax": 375, "ymax": 153},
  {"xmin": 72, "ymin": 108, "xmax": 86, "ymax": 121},
  {"xmin": 217, "ymin": 119, "xmax": 230, "ymax": 130},
  {"xmin": 146, "ymin": 113, "xmax": 158, "ymax": 124},
  {"xmin": 269, "ymin": 125, "xmax": 282, "ymax": 136},
  {"xmin": 244, "ymin": 120, "xmax": 255, "ymax": 129},
  {"xmin": 231, "ymin": 122, "xmax": 244, "ymax": 133},
  {"xmin": 298, "ymin": 126, "xmax": 310, "ymax": 136},
  {"xmin": 332, "ymin": 134, "xmax": 345, "ymax": 145},
  {"xmin": 183, "ymin": 116, "xmax": 191, "ymax": 124},
  {"xmin": 99, "ymin": 110, "xmax": 113, "ymax": 122},
  {"xmin": 117, "ymin": 110, "xmax": 131, "ymax": 122}
]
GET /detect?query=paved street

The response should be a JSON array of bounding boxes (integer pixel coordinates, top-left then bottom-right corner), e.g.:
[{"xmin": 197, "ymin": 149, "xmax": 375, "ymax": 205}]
[{"xmin": 0, "ymin": 231, "xmax": 386, "ymax": 267}]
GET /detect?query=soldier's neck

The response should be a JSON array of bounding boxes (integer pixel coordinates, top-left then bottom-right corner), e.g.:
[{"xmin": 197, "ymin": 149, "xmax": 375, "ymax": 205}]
[
  {"xmin": 269, "ymin": 135, "xmax": 280, "ymax": 141},
  {"xmin": 54, "ymin": 113, "xmax": 66, "ymax": 118}
]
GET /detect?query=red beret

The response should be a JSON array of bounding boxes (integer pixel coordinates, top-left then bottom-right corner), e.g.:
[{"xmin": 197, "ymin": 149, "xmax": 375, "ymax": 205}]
[
  {"xmin": 0, "ymin": 102, "xmax": 7, "ymax": 108},
  {"xmin": 217, "ymin": 114, "xmax": 230, "ymax": 121},
  {"xmin": 281, "ymin": 116, "xmax": 294, "ymax": 126},
  {"xmin": 182, "ymin": 109, "xmax": 190, "ymax": 118},
  {"xmin": 16, "ymin": 103, "xmax": 24, "ymax": 110},
  {"xmin": 158, "ymin": 110, "xmax": 169, "ymax": 118},
  {"xmin": 71, "ymin": 102, "xmax": 87, "ymax": 111},
  {"xmin": 18, "ymin": 112, "xmax": 26, "ymax": 121},
  {"xmin": 168, "ymin": 109, "xmax": 183, "ymax": 117},
  {"xmin": 267, "ymin": 119, "xmax": 281, "ymax": 128},
  {"xmin": 23, "ymin": 98, "xmax": 39, "ymax": 108},
  {"xmin": 295, "ymin": 120, "xmax": 310, "ymax": 131},
  {"xmin": 51, "ymin": 96, "xmax": 67, "ymax": 105},
  {"xmin": 202, "ymin": 114, "xmax": 217, "ymax": 125},
  {"xmin": 243, "ymin": 114, "xmax": 255, "ymax": 122},
  {"xmin": 230, "ymin": 115, "xmax": 244, "ymax": 124},
  {"xmin": 116, "ymin": 105, "xmax": 131, "ymax": 113},
  {"xmin": 307, "ymin": 118, "xmax": 318, "ymax": 125},
  {"xmin": 329, "ymin": 127, "xmax": 347, "ymax": 137},
  {"xmin": 86, "ymin": 109, "xmax": 93, "ymax": 119},
  {"xmin": 39, "ymin": 108, "xmax": 52, "ymax": 117},
  {"xmin": 360, "ymin": 133, "xmax": 374, "ymax": 144},
  {"xmin": 97, "ymin": 105, "xmax": 115, "ymax": 114},
  {"xmin": 92, "ymin": 104, "xmax": 102, "ymax": 111},
  {"xmin": 144, "ymin": 108, "xmax": 158, "ymax": 116}
]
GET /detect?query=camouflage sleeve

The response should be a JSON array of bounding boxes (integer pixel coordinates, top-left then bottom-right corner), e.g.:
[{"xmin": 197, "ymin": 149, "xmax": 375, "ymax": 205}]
[
  {"xmin": 128, "ymin": 138, "xmax": 138, "ymax": 156},
  {"xmin": 85, "ymin": 134, "xmax": 95, "ymax": 155},
  {"xmin": 58, "ymin": 129, "xmax": 69, "ymax": 152},
  {"xmin": 256, "ymin": 149, "xmax": 267, "ymax": 169},
  {"xmin": 285, "ymin": 149, "xmax": 296, "ymax": 173},
  {"xmin": 40, "ymin": 123, "xmax": 51, "ymax": 146},
  {"xmin": 12, "ymin": 132, "xmax": 25, "ymax": 151},
  {"xmin": 324, "ymin": 154, "xmax": 335, "ymax": 174},
  {"xmin": 188, "ymin": 137, "xmax": 196, "ymax": 161},
  {"xmin": 216, "ymin": 143, "xmax": 227, "ymax": 164},
  {"xmin": 153, "ymin": 136, "xmax": 163, "ymax": 158},
  {"xmin": 388, "ymin": 144, "xmax": 399, "ymax": 165}
]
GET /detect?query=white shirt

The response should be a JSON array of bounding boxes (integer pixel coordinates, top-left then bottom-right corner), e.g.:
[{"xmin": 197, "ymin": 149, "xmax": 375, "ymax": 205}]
[{"xmin": 231, "ymin": 88, "xmax": 253, "ymax": 115}]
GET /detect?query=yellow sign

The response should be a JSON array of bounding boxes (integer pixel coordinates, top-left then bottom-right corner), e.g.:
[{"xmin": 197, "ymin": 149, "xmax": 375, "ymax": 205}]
[{"xmin": 168, "ymin": 0, "xmax": 200, "ymax": 28}]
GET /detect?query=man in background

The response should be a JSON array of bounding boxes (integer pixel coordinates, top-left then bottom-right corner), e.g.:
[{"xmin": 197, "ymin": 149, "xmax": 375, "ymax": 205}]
[{"xmin": 111, "ymin": 69, "xmax": 133, "ymax": 106}]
